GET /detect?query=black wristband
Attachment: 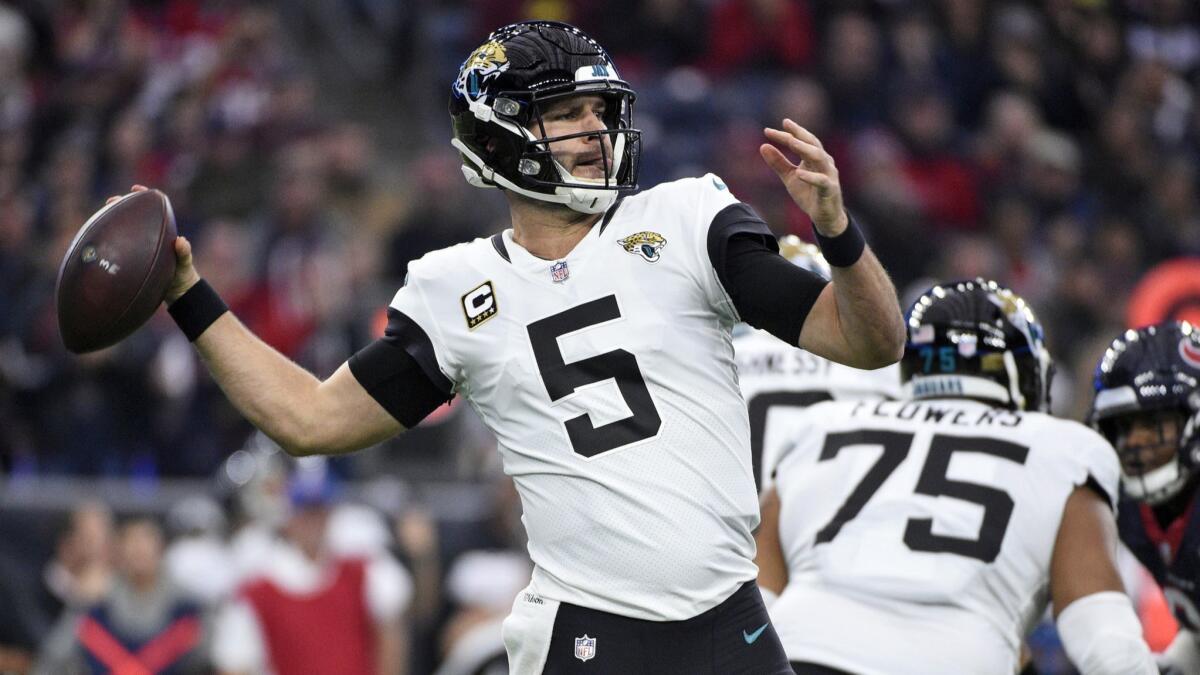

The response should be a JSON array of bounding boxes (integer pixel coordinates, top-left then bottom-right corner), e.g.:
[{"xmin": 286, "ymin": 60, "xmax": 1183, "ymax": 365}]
[
  {"xmin": 168, "ymin": 279, "xmax": 228, "ymax": 341},
  {"xmin": 813, "ymin": 213, "xmax": 866, "ymax": 267}
]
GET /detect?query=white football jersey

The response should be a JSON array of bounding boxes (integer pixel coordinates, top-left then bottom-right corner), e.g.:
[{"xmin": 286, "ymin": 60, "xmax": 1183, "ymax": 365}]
[
  {"xmin": 391, "ymin": 174, "xmax": 765, "ymax": 620},
  {"xmin": 768, "ymin": 398, "xmax": 1119, "ymax": 675},
  {"xmin": 734, "ymin": 327, "xmax": 900, "ymax": 490}
]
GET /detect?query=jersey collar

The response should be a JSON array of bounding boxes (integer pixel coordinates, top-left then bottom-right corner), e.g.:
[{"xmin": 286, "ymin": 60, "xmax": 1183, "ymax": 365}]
[{"xmin": 490, "ymin": 198, "xmax": 625, "ymax": 266}]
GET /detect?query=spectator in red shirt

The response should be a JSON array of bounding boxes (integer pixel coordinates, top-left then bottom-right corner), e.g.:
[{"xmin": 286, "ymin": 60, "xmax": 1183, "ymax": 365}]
[
  {"xmin": 212, "ymin": 469, "xmax": 411, "ymax": 675},
  {"xmin": 891, "ymin": 84, "xmax": 980, "ymax": 229}
]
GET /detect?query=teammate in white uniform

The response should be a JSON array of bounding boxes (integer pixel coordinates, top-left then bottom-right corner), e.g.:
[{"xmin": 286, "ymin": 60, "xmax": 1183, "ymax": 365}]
[
  {"xmin": 734, "ymin": 238, "xmax": 900, "ymax": 491},
  {"xmin": 755, "ymin": 279, "xmax": 1156, "ymax": 675},
  {"xmin": 123, "ymin": 20, "xmax": 906, "ymax": 674}
]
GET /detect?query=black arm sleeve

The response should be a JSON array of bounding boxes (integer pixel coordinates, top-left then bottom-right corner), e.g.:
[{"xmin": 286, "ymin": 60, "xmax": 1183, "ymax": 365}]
[
  {"xmin": 347, "ymin": 308, "xmax": 454, "ymax": 428},
  {"xmin": 707, "ymin": 203, "xmax": 829, "ymax": 344}
]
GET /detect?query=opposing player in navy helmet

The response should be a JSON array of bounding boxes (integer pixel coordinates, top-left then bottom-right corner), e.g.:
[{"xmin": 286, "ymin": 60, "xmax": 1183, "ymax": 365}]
[
  {"xmin": 1093, "ymin": 321, "xmax": 1200, "ymax": 504},
  {"xmin": 756, "ymin": 279, "xmax": 1155, "ymax": 674},
  {"xmin": 1092, "ymin": 321, "xmax": 1200, "ymax": 673},
  {"xmin": 111, "ymin": 18, "xmax": 907, "ymax": 675}
]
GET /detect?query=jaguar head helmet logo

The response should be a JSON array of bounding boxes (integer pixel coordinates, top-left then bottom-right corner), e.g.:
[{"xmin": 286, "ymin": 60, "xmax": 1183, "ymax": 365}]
[{"xmin": 454, "ymin": 40, "xmax": 510, "ymax": 101}]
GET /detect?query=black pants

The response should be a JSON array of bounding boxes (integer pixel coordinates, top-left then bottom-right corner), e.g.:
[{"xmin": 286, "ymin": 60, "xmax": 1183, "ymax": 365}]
[
  {"xmin": 790, "ymin": 662, "xmax": 854, "ymax": 675},
  {"xmin": 790, "ymin": 657, "xmax": 1037, "ymax": 674},
  {"xmin": 541, "ymin": 582, "xmax": 791, "ymax": 674}
]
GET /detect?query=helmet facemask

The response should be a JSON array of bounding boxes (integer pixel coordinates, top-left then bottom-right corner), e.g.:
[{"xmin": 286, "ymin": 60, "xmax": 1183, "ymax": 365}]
[
  {"xmin": 1099, "ymin": 408, "xmax": 1195, "ymax": 504},
  {"xmin": 515, "ymin": 86, "xmax": 639, "ymax": 197}
]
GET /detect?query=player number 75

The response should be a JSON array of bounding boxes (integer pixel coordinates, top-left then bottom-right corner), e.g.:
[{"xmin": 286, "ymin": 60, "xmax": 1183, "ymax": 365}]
[{"xmin": 814, "ymin": 430, "xmax": 1029, "ymax": 563}]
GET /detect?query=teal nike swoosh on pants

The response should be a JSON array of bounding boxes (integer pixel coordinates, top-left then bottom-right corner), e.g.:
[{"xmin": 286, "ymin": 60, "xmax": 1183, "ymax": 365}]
[{"xmin": 743, "ymin": 623, "xmax": 770, "ymax": 644}]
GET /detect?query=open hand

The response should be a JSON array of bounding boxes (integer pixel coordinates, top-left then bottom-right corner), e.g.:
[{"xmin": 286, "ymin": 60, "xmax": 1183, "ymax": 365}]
[{"xmin": 760, "ymin": 120, "xmax": 848, "ymax": 237}]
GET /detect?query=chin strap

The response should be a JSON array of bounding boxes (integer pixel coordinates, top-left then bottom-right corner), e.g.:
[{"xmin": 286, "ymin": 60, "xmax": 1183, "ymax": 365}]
[
  {"xmin": 1123, "ymin": 457, "xmax": 1192, "ymax": 505},
  {"xmin": 1002, "ymin": 351, "xmax": 1027, "ymax": 411},
  {"xmin": 452, "ymin": 138, "xmax": 619, "ymax": 215}
]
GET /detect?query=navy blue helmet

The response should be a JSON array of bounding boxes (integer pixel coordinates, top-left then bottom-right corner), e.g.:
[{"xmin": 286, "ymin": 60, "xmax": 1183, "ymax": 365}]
[
  {"xmin": 448, "ymin": 21, "xmax": 641, "ymax": 214},
  {"xmin": 901, "ymin": 279, "xmax": 1053, "ymax": 411},
  {"xmin": 1091, "ymin": 321, "xmax": 1200, "ymax": 503}
]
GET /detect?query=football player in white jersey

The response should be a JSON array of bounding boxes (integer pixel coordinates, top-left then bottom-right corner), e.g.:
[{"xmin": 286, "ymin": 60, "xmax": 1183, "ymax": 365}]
[
  {"xmin": 126, "ymin": 20, "xmax": 905, "ymax": 674},
  {"xmin": 733, "ymin": 237, "xmax": 901, "ymax": 491},
  {"xmin": 754, "ymin": 279, "xmax": 1156, "ymax": 675}
]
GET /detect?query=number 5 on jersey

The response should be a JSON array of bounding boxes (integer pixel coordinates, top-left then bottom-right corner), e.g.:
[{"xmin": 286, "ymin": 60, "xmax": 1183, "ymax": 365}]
[{"xmin": 527, "ymin": 295, "xmax": 662, "ymax": 458}]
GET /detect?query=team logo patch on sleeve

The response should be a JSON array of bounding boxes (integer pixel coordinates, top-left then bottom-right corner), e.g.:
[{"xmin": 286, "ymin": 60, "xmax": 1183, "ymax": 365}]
[
  {"xmin": 617, "ymin": 231, "xmax": 667, "ymax": 263},
  {"xmin": 462, "ymin": 281, "xmax": 498, "ymax": 329}
]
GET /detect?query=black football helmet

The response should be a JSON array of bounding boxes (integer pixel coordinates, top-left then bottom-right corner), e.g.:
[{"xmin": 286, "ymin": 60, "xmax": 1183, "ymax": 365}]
[
  {"xmin": 901, "ymin": 279, "xmax": 1053, "ymax": 411},
  {"xmin": 448, "ymin": 21, "xmax": 641, "ymax": 214},
  {"xmin": 1090, "ymin": 321, "xmax": 1200, "ymax": 504}
]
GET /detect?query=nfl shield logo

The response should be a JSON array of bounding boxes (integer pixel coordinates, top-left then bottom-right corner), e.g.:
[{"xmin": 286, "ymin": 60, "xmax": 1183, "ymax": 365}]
[
  {"xmin": 574, "ymin": 635, "xmax": 596, "ymax": 662},
  {"xmin": 551, "ymin": 260, "xmax": 570, "ymax": 283}
]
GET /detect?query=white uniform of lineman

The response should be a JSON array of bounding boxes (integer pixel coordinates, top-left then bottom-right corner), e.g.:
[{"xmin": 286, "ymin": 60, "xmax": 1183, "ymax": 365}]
[
  {"xmin": 766, "ymin": 398, "xmax": 1120, "ymax": 675},
  {"xmin": 390, "ymin": 175, "xmax": 764, "ymax": 663},
  {"xmin": 734, "ymin": 327, "xmax": 900, "ymax": 490}
]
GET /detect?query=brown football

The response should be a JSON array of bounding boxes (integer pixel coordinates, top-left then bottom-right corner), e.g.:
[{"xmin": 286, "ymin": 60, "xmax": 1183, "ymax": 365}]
[{"xmin": 55, "ymin": 189, "xmax": 178, "ymax": 353}]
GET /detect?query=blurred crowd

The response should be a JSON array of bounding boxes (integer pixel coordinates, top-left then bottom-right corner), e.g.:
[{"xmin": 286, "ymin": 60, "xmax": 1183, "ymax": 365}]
[
  {"xmin": 0, "ymin": 451, "xmax": 532, "ymax": 674},
  {"xmin": 2, "ymin": 0, "xmax": 1199, "ymax": 475},
  {"xmin": 1, "ymin": 0, "xmax": 1199, "ymax": 672}
]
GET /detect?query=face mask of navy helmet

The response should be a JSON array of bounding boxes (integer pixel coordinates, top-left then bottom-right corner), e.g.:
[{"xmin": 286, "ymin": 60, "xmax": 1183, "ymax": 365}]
[
  {"xmin": 1091, "ymin": 321, "xmax": 1200, "ymax": 504},
  {"xmin": 448, "ymin": 21, "xmax": 642, "ymax": 215}
]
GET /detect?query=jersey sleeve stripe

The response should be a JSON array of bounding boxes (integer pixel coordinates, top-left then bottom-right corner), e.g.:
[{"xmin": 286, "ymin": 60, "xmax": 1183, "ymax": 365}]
[
  {"xmin": 380, "ymin": 308, "xmax": 454, "ymax": 395},
  {"xmin": 348, "ymin": 339, "xmax": 452, "ymax": 427},
  {"xmin": 1083, "ymin": 474, "xmax": 1118, "ymax": 513},
  {"xmin": 706, "ymin": 202, "xmax": 776, "ymax": 266},
  {"xmin": 708, "ymin": 203, "xmax": 827, "ymax": 343}
]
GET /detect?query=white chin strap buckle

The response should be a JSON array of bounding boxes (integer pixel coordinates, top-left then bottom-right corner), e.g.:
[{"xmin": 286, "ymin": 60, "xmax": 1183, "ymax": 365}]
[
  {"xmin": 562, "ymin": 186, "xmax": 616, "ymax": 214},
  {"xmin": 1124, "ymin": 459, "xmax": 1189, "ymax": 504}
]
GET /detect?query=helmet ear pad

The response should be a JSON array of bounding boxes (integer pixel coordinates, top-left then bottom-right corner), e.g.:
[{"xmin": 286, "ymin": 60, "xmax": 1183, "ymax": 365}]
[{"xmin": 477, "ymin": 119, "xmax": 535, "ymax": 185}]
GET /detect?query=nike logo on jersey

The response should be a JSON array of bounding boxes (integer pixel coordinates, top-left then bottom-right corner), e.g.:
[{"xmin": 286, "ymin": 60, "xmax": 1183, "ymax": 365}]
[{"xmin": 742, "ymin": 623, "xmax": 769, "ymax": 644}]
